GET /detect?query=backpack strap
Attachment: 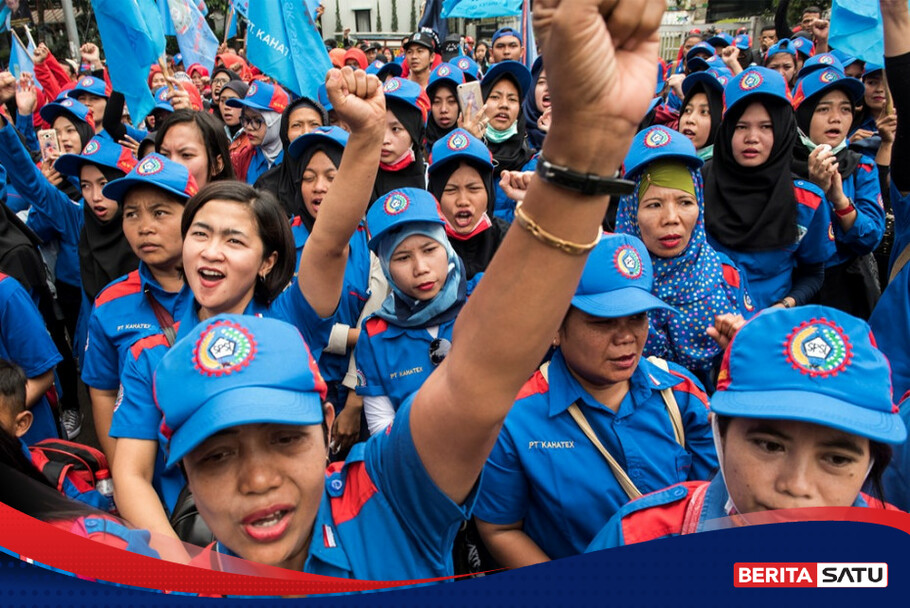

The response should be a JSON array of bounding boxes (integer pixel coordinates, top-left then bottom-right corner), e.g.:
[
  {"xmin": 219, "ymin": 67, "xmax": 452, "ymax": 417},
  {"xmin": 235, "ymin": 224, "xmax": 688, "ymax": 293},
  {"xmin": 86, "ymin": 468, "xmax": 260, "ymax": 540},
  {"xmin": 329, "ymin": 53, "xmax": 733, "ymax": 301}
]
[
  {"xmin": 566, "ymin": 402, "xmax": 642, "ymax": 501},
  {"xmin": 889, "ymin": 242, "xmax": 910, "ymax": 284},
  {"xmin": 145, "ymin": 287, "xmax": 177, "ymax": 347},
  {"xmin": 646, "ymin": 356, "xmax": 685, "ymax": 448}
]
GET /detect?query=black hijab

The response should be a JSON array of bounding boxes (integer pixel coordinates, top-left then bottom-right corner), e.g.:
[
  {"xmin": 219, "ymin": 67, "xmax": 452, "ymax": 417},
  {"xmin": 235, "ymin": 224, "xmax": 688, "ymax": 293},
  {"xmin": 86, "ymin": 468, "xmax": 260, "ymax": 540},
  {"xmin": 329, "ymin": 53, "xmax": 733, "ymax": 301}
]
[
  {"xmin": 371, "ymin": 98, "xmax": 427, "ymax": 202},
  {"xmin": 254, "ymin": 97, "xmax": 328, "ymax": 218},
  {"xmin": 792, "ymin": 87, "xmax": 861, "ymax": 180},
  {"xmin": 56, "ymin": 116, "xmax": 95, "ymax": 201},
  {"xmin": 481, "ymin": 72, "xmax": 535, "ymax": 180},
  {"xmin": 522, "ymin": 57, "xmax": 546, "ymax": 151},
  {"xmin": 425, "ymin": 80, "xmax": 458, "ymax": 152},
  {"xmin": 293, "ymin": 141, "xmax": 345, "ymax": 234},
  {"xmin": 704, "ymin": 96, "xmax": 799, "ymax": 251},
  {"xmin": 78, "ymin": 165, "xmax": 138, "ymax": 301},
  {"xmin": 681, "ymin": 81, "xmax": 723, "ymax": 150}
]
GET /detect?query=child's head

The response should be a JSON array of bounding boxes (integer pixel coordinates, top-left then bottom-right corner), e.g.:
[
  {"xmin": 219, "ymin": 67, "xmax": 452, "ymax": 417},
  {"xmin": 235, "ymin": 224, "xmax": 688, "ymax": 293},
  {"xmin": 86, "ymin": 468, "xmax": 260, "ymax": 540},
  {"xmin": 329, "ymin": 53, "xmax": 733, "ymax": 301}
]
[{"xmin": 0, "ymin": 360, "xmax": 31, "ymax": 438}]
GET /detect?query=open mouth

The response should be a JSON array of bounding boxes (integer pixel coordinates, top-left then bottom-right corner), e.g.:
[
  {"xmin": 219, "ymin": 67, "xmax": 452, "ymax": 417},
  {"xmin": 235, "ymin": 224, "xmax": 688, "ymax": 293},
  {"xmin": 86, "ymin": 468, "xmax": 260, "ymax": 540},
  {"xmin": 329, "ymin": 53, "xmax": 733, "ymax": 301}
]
[
  {"xmin": 453, "ymin": 210, "xmax": 474, "ymax": 228},
  {"xmin": 242, "ymin": 506, "xmax": 294, "ymax": 542},
  {"xmin": 659, "ymin": 234, "xmax": 682, "ymax": 249},
  {"xmin": 197, "ymin": 268, "xmax": 225, "ymax": 287},
  {"xmin": 681, "ymin": 128, "xmax": 696, "ymax": 138},
  {"xmin": 611, "ymin": 354, "xmax": 637, "ymax": 369}
]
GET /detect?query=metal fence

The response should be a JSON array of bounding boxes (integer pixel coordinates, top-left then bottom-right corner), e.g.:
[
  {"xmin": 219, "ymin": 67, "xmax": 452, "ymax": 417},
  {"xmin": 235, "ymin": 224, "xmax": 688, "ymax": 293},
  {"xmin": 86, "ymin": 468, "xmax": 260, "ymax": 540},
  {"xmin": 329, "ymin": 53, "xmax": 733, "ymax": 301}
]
[{"xmin": 658, "ymin": 18, "xmax": 760, "ymax": 63}]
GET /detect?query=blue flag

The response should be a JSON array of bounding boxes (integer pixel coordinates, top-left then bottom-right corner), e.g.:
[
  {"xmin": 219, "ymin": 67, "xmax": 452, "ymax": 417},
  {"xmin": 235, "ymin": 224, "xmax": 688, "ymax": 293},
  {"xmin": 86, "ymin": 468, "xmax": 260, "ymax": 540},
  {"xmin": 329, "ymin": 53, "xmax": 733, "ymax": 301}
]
[
  {"xmin": 158, "ymin": 0, "xmax": 177, "ymax": 36},
  {"xmin": 441, "ymin": 0, "xmax": 520, "ymax": 19},
  {"xmin": 168, "ymin": 0, "xmax": 219, "ymax": 73},
  {"xmin": 247, "ymin": 0, "xmax": 331, "ymax": 99},
  {"xmin": 829, "ymin": 0, "xmax": 886, "ymax": 65},
  {"xmin": 225, "ymin": 6, "xmax": 238, "ymax": 40},
  {"xmin": 9, "ymin": 33, "xmax": 37, "ymax": 89},
  {"xmin": 419, "ymin": 0, "xmax": 448, "ymax": 42},
  {"xmin": 0, "ymin": 6, "xmax": 9, "ymax": 34},
  {"xmin": 230, "ymin": 0, "xmax": 249, "ymax": 19},
  {"xmin": 90, "ymin": 0, "xmax": 165, "ymax": 124}
]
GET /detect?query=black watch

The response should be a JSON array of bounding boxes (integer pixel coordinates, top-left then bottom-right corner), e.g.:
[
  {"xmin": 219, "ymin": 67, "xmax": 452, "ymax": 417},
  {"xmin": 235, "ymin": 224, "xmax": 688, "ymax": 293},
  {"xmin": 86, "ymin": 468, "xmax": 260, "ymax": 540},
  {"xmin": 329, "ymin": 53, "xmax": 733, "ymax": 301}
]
[{"xmin": 535, "ymin": 154, "xmax": 635, "ymax": 197}]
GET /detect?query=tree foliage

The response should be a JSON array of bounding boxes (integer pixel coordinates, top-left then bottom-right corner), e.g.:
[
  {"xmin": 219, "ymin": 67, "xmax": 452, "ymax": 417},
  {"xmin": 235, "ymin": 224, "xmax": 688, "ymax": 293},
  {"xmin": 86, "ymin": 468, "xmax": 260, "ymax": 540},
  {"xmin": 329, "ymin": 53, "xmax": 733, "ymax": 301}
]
[
  {"xmin": 391, "ymin": 0, "xmax": 399, "ymax": 32},
  {"xmin": 376, "ymin": 1, "xmax": 382, "ymax": 31}
]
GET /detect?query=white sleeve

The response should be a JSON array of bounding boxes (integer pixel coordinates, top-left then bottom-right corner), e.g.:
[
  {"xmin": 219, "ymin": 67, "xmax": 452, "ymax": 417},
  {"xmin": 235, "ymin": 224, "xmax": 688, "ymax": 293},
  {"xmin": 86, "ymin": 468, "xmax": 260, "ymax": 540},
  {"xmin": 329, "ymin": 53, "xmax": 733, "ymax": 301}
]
[{"xmin": 363, "ymin": 394, "xmax": 397, "ymax": 436}]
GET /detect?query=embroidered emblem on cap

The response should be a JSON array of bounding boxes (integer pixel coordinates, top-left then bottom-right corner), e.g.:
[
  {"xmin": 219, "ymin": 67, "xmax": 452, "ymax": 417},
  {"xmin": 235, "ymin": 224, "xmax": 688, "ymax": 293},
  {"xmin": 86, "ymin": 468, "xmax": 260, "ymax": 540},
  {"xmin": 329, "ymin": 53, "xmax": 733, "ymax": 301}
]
[
  {"xmin": 447, "ymin": 132, "xmax": 470, "ymax": 151},
  {"xmin": 785, "ymin": 318, "xmax": 853, "ymax": 377},
  {"xmin": 457, "ymin": 58, "xmax": 470, "ymax": 70},
  {"xmin": 614, "ymin": 245, "xmax": 643, "ymax": 279},
  {"xmin": 820, "ymin": 55, "xmax": 834, "ymax": 65},
  {"xmin": 137, "ymin": 156, "xmax": 165, "ymax": 176},
  {"xmin": 83, "ymin": 140, "xmax": 100, "ymax": 155},
  {"xmin": 79, "ymin": 77, "xmax": 95, "ymax": 87},
  {"xmin": 157, "ymin": 88, "xmax": 169, "ymax": 101},
  {"xmin": 194, "ymin": 320, "xmax": 257, "ymax": 377},
  {"xmin": 383, "ymin": 79, "xmax": 402, "ymax": 93},
  {"xmin": 740, "ymin": 71, "xmax": 763, "ymax": 91},
  {"xmin": 820, "ymin": 70, "xmax": 838, "ymax": 84},
  {"xmin": 644, "ymin": 127, "xmax": 671, "ymax": 149},
  {"xmin": 437, "ymin": 65, "xmax": 450, "ymax": 77},
  {"xmin": 384, "ymin": 191, "xmax": 410, "ymax": 215},
  {"xmin": 61, "ymin": 99, "xmax": 74, "ymax": 107},
  {"xmin": 248, "ymin": 82, "xmax": 259, "ymax": 97}
]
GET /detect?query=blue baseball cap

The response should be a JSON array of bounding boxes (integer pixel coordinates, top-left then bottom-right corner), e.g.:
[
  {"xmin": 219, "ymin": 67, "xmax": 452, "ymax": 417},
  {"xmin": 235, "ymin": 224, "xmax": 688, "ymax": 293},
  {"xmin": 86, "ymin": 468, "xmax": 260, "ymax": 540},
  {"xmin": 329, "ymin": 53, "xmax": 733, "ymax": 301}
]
[
  {"xmin": 66, "ymin": 75, "xmax": 110, "ymax": 99},
  {"xmin": 623, "ymin": 126, "xmax": 703, "ymax": 179},
  {"xmin": 733, "ymin": 34, "xmax": 751, "ymax": 50},
  {"xmin": 54, "ymin": 137, "xmax": 137, "ymax": 178},
  {"xmin": 491, "ymin": 27, "xmax": 522, "ymax": 45},
  {"xmin": 797, "ymin": 53, "xmax": 845, "ymax": 80},
  {"xmin": 830, "ymin": 49, "xmax": 860, "ymax": 69},
  {"xmin": 152, "ymin": 86, "xmax": 175, "ymax": 113},
  {"xmin": 571, "ymin": 234, "xmax": 676, "ymax": 318},
  {"xmin": 226, "ymin": 80, "xmax": 289, "ymax": 113},
  {"xmin": 682, "ymin": 67, "xmax": 733, "ymax": 98},
  {"xmin": 723, "ymin": 67, "xmax": 791, "ymax": 116},
  {"xmin": 428, "ymin": 129, "xmax": 493, "ymax": 173},
  {"xmin": 687, "ymin": 54, "xmax": 726, "ymax": 73},
  {"xmin": 481, "ymin": 60, "xmax": 532, "ymax": 98},
  {"xmin": 366, "ymin": 59, "xmax": 403, "ymax": 80},
  {"xmin": 765, "ymin": 39, "xmax": 797, "ymax": 61},
  {"xmin": 155, "ymin": 314, "xmax": 328, "ymax": 467},
  {"xmin": 706, "ymin": 32, "xmax": 733, "ymax": 48},
  {"xmin": 39, "ymin": 96, "xmax": 95, "ymax": 129},
  {"xmin": 382, "ymin": 77, "xmax": 430, "ymax": 123},
  {"xmin": 427, "ymin": 63, "xmax": 466, "ymax": 98},
  {"xmin": 450, "ymin": 56, "xmax": 481, "ymax": 81},
  {"xmin": 102, "ymin": 153, "xmax": 199, "ymax": 203},
  {"xmin": 686, "ymin": 41, "xmax": 716, "ymax": 63},
  {"xmin": 287, "ymin": 125, "xmax": 349, "ymax": 160},
  {"xmin": 367, "ymin": 188, "xmax": 445, "ymax": 252},
  {"xmin": 712, "ymin": 306, "xmax": 906, "ymax": 444},
  {"xmin": 863, "ymin": 63, "xmax": 883, "ymax": 79},
  {"xmin": 792, "ymin": 68, "xmax": 865, "ymax": 110},
  {"xmin": 790, "ymin": 36, "xmax": 815, "ymax": 59}
]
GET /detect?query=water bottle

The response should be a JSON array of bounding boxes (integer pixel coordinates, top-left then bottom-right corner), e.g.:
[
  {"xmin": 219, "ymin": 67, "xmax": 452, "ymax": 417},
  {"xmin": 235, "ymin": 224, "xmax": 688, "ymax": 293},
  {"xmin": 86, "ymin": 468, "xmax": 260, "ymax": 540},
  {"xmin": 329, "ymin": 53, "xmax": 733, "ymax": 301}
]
[{"xmin": 95, "ymin": 470, "xmax": 116, "ymax": 513}]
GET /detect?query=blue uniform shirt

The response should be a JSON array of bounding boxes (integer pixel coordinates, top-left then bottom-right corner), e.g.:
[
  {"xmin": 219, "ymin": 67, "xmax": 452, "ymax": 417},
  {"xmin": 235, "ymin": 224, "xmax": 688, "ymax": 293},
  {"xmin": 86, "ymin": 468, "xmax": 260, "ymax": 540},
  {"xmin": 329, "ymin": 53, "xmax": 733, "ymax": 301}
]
[
  {"xmin": 826, "ymin": 158, "xmax": 885, "ymax": 266},
  {"xmin": 245, "ymin": 148, "xmax": 283, "ymax": 186},
  {"xmin": 473, "ymin": 350, "xmax": 718, "ymax": 560},
  {"xmin": 206, "ymin": 399, "xmax": 477, "ymax": 579},
  {"xmin": 491, "ymin": 155, "xmax": 537, "ymax": 223},
  {"xmin": 82, "ymin": 264, "xmax": 193, "ymax": 390},
  {"xmin": 709, "ymin": 180, "xmax": 835, "ymax": 308},
  {"xmin": 111, "ymin": 286, "xmax": 335, "ymax": 513},
  {"xmin": 0, "ymin": 273, "xmax": 63, "ymax": 445}
]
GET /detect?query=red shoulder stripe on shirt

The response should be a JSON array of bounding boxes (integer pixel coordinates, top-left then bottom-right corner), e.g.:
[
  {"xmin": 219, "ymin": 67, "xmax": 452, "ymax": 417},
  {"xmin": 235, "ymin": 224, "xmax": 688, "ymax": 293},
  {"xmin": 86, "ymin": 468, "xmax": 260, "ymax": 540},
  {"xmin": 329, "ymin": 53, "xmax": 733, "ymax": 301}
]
[
  {"xmin": 859, "ymin": 162, "xmax": 874, "ymax": 173},
  {"xmin": 721, "ymin": 263, "xmax": 740, "ymax": 289},
  {"xmin": 516, "ymin": 370, "xmax": 549, "ymax": 401},
  {"xmin": 128, "ymin": 322, "xmax": 180, "ymax": 360},
  {"xmin": 621, "ymin": 482, "xmax": 704, "ymax": 544},
  {"xmin": 794, "ymin": 186, "xmax": 822, "ymax": 210},
  {"xmin": 94, "ymin": 270, "xmax": 142, "ymax": 307},
  {"xmin": 364, "ymin": 317, "xmax": 388, "ymax": 337},
  {"xmin": 0, "ymin": 272, "xmax": 8, "ymax": 282},
  {"xmin": 330, "ymin": 461, "xmax": 378, "ymax": 526},
  {"xmin": 666, "ymin": 369, "xmax": 709, "ymax": 408},
  {"xmin": 290, "ymin": 215, "xmax": 304, "ymax": 227}
]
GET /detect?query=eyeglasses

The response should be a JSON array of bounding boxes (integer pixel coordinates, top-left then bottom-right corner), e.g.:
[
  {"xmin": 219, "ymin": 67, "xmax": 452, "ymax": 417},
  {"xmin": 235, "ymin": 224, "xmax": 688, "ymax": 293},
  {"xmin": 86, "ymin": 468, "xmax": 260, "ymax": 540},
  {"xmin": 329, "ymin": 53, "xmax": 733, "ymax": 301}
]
[
  {"xmin": 240, "ymin": 114, "xmax": 264, "ymax": 130},
  {"xmin": 429, "ymin": 338, "xmax": 452, "ymax": 366},
  {"xmin": 212, "ymin": 77, "xmax": 231, "ymax": 87}
]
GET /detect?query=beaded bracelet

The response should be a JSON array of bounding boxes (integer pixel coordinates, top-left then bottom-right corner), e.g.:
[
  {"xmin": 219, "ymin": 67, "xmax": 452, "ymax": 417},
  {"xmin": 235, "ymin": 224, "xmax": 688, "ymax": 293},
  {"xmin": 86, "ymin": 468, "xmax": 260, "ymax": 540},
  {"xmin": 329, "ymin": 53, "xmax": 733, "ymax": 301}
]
[{"xmin": 513, "ymin": 201, "xmax": 602, "ymax": 256}]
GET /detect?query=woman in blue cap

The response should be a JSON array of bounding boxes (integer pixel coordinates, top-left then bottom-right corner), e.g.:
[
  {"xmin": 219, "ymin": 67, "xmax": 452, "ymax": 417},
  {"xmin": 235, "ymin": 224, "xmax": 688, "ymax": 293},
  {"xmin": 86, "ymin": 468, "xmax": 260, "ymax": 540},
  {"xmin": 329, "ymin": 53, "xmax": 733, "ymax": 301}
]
[
  {"xmin": 616, "ymin": 125, "xmax": 752, "ymax": 385},
  {"xmin": 371, "ymin": 77, "xmax": 429, "ymax": 201},
  {"xmin": 678, "ymin": 68, "xmax": 731, "ymax": 161},
  {"xmin": 428, "ymin": 128, "xmax": 508, "ymax": 279},
  {"xmin": 225, "ymin": 81, "xmax": 290, "ymax": 185},
  {"xmin": 587, "ymin": 305, "xmax": 905, "ymax": 550},
  {"xmin": 481, "ymin": 60, "xmax": 537, "ymax": 222},
  {"xmin": 425, "ymin": 64, "xmax": 465, "ymax": 152},
  {"xmin": 703, "ymin": 66, "xmax": 835, "ymax": 310},
  {"xmin": 354, "ymin": 187, "xmax": 471, "ymax": 435},
  {"xmin": 763, "ymin": 39, "xmax": 798, "ymax": 87},
  {"xmin": 473, "ymin": 233, "xmax": 717, "ymax": 568},
  {"xmin": 149, "ymin": 0, "xmax": 668, "ymax": 577},
  {"xmin": 110, "ymin": 66, "xmax": 389, "ymax": 544},
  {"xmin": 791, "ymin": 68, "xmax": 885, "ymax": 319},
  {"xmin": 522, "ymin": 57, "xmax": 549, "ymax": 151},
  {"xmin": 80, "ymin": 154, "xmax": 197, "ymax": 462}
]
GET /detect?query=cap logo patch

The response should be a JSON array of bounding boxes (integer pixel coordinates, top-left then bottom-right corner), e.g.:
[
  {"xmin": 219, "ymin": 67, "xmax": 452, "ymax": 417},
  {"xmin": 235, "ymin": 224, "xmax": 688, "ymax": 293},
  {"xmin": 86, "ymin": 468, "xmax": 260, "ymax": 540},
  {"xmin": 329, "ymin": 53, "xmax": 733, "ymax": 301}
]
[
  {"xmin": 820, "ymin": 70, "xmax": 838, "ymax": 84},
  {"xmin": 717, "ymin": 76, "xmax": 729, "ymax": 86},
  {"xmin": 137, "ymin": 156, "xmax": 164, "ymax": 176},
  {"xmin": 644, "ymin": 127, "xmax": 671, "ymax": 149},
  {"xmin": 437, "ymin": 65, "xmax": 450, "ymax": 77},
  {"xmin": 740, "ymin": 71, "xmax": 763, "ymax": 91},
  {"xmin": 383, "ymin": 79, "xmax": 402, "ymax": 93},
  {"xmin": 384, "ymin": 191, "xmax": 410, "ymax": 215},
  {"xmin": 820, "ymin": 55, "xmax": 834, "ymax": 65},
  {"xmin": 248, "ymin": 82, "xmax": 258, "ymax": 97},
  {"xmin": 457, "ymin": 58, "xmax": 470, "ymax": 70},
  {"xmin": 83, "ymin": 140, "xmax": 100, "ymax": 155},
  {"xmin": 785, "ymin": 318, "xmax": 853, "ymax": 377},
  {"xmin": 61, "ymin": 99, "xmax": 73, "ymax": 107},
  {"xmin": 80, "ymin": 77, "xmax": 94, "ymax": 87},
  {"xmin": 194, "ymin": 320, "xmax": 257, "ymax": 377},
  {"xmin": 447, "ymin": 132, "xmax": 470, "ymax": 151},
  {"xmin": 614, "ymin": 245, "xmax": 643, "ymax": 279}
]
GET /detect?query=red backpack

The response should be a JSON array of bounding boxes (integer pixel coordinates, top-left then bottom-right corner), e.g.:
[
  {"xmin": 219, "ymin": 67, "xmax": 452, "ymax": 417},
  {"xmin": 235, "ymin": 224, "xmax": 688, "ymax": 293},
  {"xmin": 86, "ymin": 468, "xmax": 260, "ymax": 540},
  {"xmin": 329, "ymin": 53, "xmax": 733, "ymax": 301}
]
[{"xmin": 28, "ymin": 439, "xmax": 114, "ymax": 512}]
